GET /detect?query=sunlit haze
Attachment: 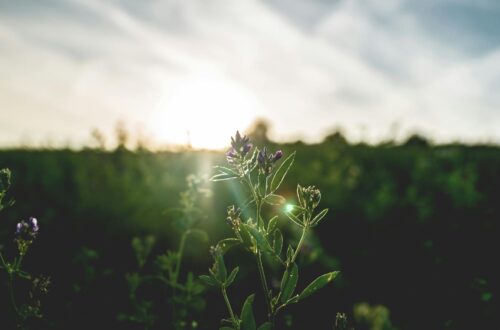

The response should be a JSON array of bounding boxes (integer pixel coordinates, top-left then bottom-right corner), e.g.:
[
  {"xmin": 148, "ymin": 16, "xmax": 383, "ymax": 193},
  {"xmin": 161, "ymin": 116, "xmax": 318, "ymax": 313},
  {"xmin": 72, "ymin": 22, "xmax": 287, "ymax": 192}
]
[
  {"xmin": 1, "ymin": 0, "xmax": 500, "ymax": 148},
  {"xmin": 148, "ymin": 72, "xmax": 262, "ymax": 149}
]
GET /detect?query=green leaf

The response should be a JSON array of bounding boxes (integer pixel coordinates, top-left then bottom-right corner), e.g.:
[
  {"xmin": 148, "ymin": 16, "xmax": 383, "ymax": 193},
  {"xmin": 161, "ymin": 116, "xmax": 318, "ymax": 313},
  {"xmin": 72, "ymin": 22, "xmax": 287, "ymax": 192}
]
[
  {"xmin": 310, "ymin": 208, "xmax": 329, "ymax": 227},
  {"xmin": 284, "ymin": 210, "xmax": 304, "ymax": 228},
  {"xmin": 298, "ymin": 271, "xmax": 339, "ymax": 301},
  {"xmin": 199, "ymin": 275, "xmax": 219, "ymax": 287},
  {"xmin": 270, "ymin": 152, "xmax": 295, "ymax": 193},
  {"xmin": 273, "ymin": 229, "xmax": 283, "ymax": 257},
  {"xmin": 264, "ymin": 194, "xmax": 286, "ymax": 206},
  {"xmin": 267, "ymin": 216, "xmax": 279, "ymax": 233},
  {"xmin": 217, "ymin": 238, "xmax": 241, "ymax": 255},
  {"xmin": 214, "ymin": 251, "xmax": 227, "ymax": 282},
  {"xmin": 225, "ymin": 267, "xmax": 239, "ymax": 287},
  {"xmin": 214, "ymin": 165, "xmax": 239, "ymax": 177},
  {"xmin": 243, "ymin": 224, "xmax": 273, "ymax": 254},
  {"xmin": 286, "ymin": 245, "xmax": 294, "ymax": 264},
  {"xmin": 17, "ymin": 270, "xmax": 32, "ymax": 280},
  {"xmin": 296, "ymin": 184, "xmax": 304, "ymax": 208},
  {"xmin": 131, "ymin": 236, "xmax": 156, "ymax": 268},
  {"xmin": 210, "ymin": 173, "xmax": 239, "ymax": 182},
  {"xmin": 241, "ymin": 294, "xmax": 257, "ymax": 330},
  {"xmin": 284, "ymin": 295, "xmax": 299, "ymax": 305},
  {"xmin": 257, "ymin": 322, "xmax": 272, "ymax": 330},
  {"xmin": 238, "ymin": 223, "xmax": 255, "ymax": 251},
  {"xmin": 219, "ymin": 327, "xmax": 235, "ymax": 330},
  {"xmin": 280, "ymin": 263, "xmax": 299, "ymax": 304}
]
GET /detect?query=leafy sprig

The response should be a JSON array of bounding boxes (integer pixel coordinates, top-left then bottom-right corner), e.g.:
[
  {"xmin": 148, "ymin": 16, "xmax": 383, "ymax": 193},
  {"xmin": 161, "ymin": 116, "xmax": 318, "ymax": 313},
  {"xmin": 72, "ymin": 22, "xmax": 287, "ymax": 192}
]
[{"xmin": 203, "ymin": 132, "xmax": 340, "ymax": 329}]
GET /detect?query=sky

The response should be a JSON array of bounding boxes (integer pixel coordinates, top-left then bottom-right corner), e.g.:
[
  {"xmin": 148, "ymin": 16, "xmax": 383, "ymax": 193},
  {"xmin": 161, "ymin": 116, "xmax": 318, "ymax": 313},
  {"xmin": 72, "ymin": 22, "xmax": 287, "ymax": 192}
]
[{"xmin": 1, "ymin": 0, "xmax": 499, "ymax": 149}]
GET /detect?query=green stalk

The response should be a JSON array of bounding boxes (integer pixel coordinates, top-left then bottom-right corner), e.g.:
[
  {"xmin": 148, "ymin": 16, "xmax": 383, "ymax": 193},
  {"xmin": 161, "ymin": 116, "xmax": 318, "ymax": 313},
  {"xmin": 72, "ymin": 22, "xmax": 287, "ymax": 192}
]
[
  {"xmin": 256, "ymin": 251, "xmax": 272, "ymax": 320},
  {"xmin": 171, "ymin": 229, "xmax": 190, "ymax": 326},
  {"xmin": 8, "ymin": 273, "xmax": 19, "ymax": 315},
  {"xmin": 173, "ymin": 229, "xmax": 190, "ymax": 284},
  {"xmin": 254, "ymin": 199, "xmax": 273, "ymax": 321},
  {"xmin": 222, "ymin": 285, "xmax": 238, "ymax": 328},
  {"xmin": 291, "ymin": 226, "xmax": 308, "ymax": 264}
]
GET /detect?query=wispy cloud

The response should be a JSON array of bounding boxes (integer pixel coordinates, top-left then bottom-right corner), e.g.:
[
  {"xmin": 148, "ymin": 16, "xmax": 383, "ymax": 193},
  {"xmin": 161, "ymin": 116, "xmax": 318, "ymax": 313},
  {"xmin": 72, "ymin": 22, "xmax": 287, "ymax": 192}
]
[{"xmin": 0, "ymin": 0, "xmax": 499, "ymax": 147}]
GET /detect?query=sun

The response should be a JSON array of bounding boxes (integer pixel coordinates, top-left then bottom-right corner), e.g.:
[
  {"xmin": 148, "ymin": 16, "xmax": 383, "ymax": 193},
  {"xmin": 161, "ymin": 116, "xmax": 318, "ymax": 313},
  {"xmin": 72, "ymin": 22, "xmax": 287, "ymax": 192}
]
[{"xmin": 148, "ymin": 73, "xmax": 261, "ymax": 150}]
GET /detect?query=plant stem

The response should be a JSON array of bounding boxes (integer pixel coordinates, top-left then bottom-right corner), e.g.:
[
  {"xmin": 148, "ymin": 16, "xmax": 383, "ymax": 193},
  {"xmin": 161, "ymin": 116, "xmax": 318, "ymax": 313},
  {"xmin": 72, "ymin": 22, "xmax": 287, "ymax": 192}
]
[
  {"xmin": 291, "ymin": 226, "xmax": 307, "ymax": 264},
  {"xmin": 171, "ymin": 229, "xmax": 190, "ymax": 326},
  {"xmin": 8, "ymin": 273, "xmax": 19, "ymax": 315},
  {"xmin": 254, "ymin": 198, "xmax": 272, "ymax": 321},
  {"xmin": 256, "ymin": 251, "xmax": 272, "ymax": 321},
  {"xmin": 222, "ymin": 285, "xmax": 238, "ymax": 327},
  {"xmin": 0, "ymin": 251, "xmax": 6, "ymax": 268},
  {"xmin": 173, "ymin": 230, "xmax": 190, "ymax": 284}
]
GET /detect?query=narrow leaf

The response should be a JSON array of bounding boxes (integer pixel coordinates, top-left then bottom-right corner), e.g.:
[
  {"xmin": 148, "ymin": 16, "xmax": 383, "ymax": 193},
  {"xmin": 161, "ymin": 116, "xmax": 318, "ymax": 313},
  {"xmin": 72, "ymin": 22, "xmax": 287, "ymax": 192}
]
[
  {"xmin": 273, "ymin": 229, "xmax": 283, "ymax": 257},
  {"xmin": 267, "ymin": 215, "xmax": 279, "ymax": 233},
  {"xmin": 286, "ymin": 245, "xmax": 294, "ymax": 264},
  {"xmin": 214, "ymin": 165, "xmax": 240, "ymax": 176},
  {"xmin": 257, "ymin": 322, "xmax": 272, "ymax": 330},
  {"xmin": 298, "ymin": 271, "xmax": 339, "ymax": 301},
  {"xmin": 285, "ymin": 295, "xmax": 299, "ymax": 305},
  {"xmin": 243, "ymin": 224, "xmax": 273, "ymax": 253},
  {"xmin": 225, "ymin": 267, "xmax": 239, "ymax": 287},
  {"xmin": 264, "ymin": 194, "xmax": 286, "ymax": 206},
  {"xmin": 214, "ymin": 252, "xmax": 227, "ymax": 282},
  {"xmin": 310, "ymin": 208, "xmax": 329, "ymax": 227},
  {"xmin": 270, "ymin": 152, "xmax": 295, "ymax": 193},
  {"xmin": 284, "ymin": 211, "xmax": 304, "ymax": 228},
  {"xmin": 217, "ymin": 238, "xmax": 241, "ymax": 255},
  {"xmin": 210, "ymin": 173, "xmax": 239, "ymax": 182},
  {"xmin": 280, "ymin": 263, "xmax": 299, "ymax": 304},
  {"xmin": 199, "ymin": 275, "xmax": 219, "ymax": 287},
  {"xmin": 241, "ymin": 294, "xmax": 257, "ymax": 330},
  {"xmin": 238, "ymin": 223, "xmax": 255, "ymax": 251},
  {"xmin": 296, "ymin": 184, "xmax": 304, "ymax": 208}
]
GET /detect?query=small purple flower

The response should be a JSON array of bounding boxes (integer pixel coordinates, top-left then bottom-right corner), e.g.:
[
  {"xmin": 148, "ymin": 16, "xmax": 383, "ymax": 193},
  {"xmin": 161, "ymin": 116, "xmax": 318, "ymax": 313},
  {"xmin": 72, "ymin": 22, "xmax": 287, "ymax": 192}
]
[
  {"xmin": 258, "ymin": 147, "xmax": 284, "ymax": 176},
  {"xmin": 30, "ymin": 217, "xmax": 39, "ymax": 232},
  {"xmin": 271, "ymin": 150, "xmax": 283, "ymax": 162},
  {"xmin": 226, "ymin": 148, "xmax": 238, "ymax": 163},
  {"xmin": 15, "ymin": 217, "xmax": 39, "ymax": 241},
  {"xmin": 242, "ymin": 143, "xmax": 253, "ymax": 156},
  {"xmin": 258, "ymin": 147, "xmax": 267, "ymax": 167},
  {"xmin": 227, "ymin": 131, "xmax": 253, "ymax": 163},
  {"xmin": 16, "ymin": 222, "xmax": 22, "ymax": 234},
  {"xmin": 231, "ymin": 131, "xmax": 250, "ymax": 150}
]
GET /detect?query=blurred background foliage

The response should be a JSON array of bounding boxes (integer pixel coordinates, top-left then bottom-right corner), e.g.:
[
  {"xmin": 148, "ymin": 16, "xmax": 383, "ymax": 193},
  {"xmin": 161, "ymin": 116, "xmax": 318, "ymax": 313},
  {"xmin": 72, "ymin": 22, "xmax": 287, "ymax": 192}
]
[{"xmin": 0, "ymin": 123, "xmax": 498, "ymax": 329}]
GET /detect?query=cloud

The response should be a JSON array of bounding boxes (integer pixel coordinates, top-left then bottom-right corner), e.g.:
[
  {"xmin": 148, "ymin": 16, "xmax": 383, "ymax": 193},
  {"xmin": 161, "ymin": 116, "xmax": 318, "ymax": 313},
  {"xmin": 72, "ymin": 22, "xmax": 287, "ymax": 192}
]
[{"xmin": 0, "ymin": 0, "xmax": 499, "ymax": 147}]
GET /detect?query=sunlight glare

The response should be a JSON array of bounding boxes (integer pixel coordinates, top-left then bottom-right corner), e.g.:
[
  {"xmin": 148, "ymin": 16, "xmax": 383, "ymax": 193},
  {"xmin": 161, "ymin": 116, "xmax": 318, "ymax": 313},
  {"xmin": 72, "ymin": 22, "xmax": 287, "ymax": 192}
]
[
  {"xmin": 285, "ymin": 203, "xmax": 294, "ymax": 213},
  {"xmin": 149, "ymin": 74, "xmax": 261, "ymax": 149}
]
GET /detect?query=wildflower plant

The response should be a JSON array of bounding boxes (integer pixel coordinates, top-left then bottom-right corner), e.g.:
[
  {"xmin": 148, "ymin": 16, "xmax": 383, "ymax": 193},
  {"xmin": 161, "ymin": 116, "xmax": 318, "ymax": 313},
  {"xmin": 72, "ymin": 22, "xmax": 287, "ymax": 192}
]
[
  {"xmin": 0, "ymin": 168, "xmax": 50, "ymax": 325},
  {"xmin": 201, "ymin": 132, "xmax": 339, "ymax": 329},
  {"xmin": 120, "ymin": 175, "xmax": 210, "ymax": 329}
]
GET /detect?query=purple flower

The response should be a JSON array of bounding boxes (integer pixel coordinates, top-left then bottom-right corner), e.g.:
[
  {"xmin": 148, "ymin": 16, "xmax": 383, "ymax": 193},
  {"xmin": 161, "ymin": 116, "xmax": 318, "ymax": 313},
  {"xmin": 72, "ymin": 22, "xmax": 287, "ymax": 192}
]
[
  {"xmin": 258, "ymin": 147, "xmax": 284, "ymax": 175},
  {"xmin": 227, "ymin": 131, "xmax": 253, "ymax": 163},
  {"xmin": 271, "ymin": 150, "xmax": 283, "ymax": 162},
  {"xmin": 226, "ymin": 148, "xmax": 238, "ymax": 163},
  {"xmin": 242, "ymin": 143, "xmax": 253, "ymax": 156},
  {"xmin": 15, "ymin": 217, "xmax": 39, "ymax": 241},
  {"xmin": 258, "ymin": 147, "xmax": 267, "ymax": 167}
]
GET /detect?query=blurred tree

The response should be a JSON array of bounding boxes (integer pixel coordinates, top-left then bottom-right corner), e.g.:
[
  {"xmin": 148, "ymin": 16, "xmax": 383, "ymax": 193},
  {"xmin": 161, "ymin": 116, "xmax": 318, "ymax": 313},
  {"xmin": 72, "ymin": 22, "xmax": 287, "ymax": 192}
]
[
  {"xmin": 90, "ymin": 128, "xmax": 106, "ymax": 150},
  {"xmin": 115, "ymin": 121, "xmax": 129, "ymax": 150},
  {"xmin": 323, "ymin": 130, "xmax": 348, "ymax": 146},
  {"xmin": 247, "ymin": 119, "xmax": 270, "ymax": 146},
  {"xmin": 403, "ymin": 134, "xmax": 430, "ymax": 147}
]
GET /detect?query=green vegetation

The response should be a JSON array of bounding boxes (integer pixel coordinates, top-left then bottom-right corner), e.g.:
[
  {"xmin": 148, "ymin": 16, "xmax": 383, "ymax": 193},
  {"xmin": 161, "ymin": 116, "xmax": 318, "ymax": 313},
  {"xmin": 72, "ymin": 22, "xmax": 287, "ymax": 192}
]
[{"xmin": 0, "ymin": 130, "xmax": 499, "ymax": 329}]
